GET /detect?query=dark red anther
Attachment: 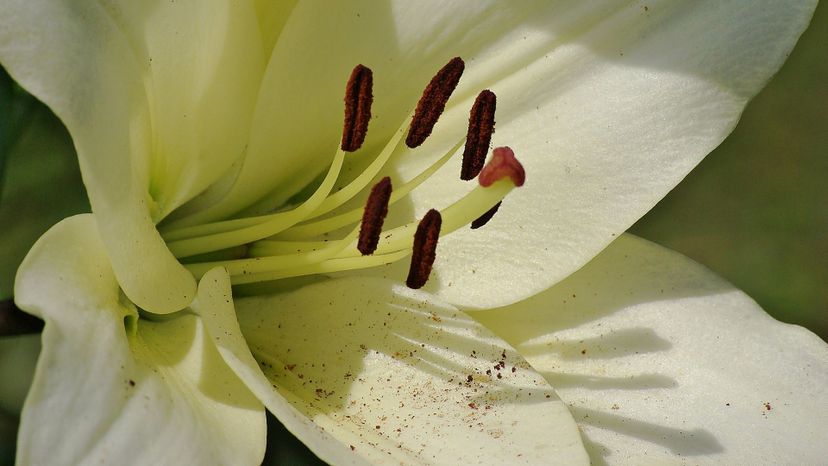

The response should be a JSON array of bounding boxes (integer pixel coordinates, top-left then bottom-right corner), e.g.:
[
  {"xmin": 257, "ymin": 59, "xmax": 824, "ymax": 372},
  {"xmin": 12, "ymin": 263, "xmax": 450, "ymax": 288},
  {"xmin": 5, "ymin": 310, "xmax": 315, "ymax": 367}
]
[
  {"xmin": 478, "ymin": 147, "xmax": 525, "ymax": 187},
  {"xmin": 406, "ymin": 209, "xmax": 442, "ymax": 289},
  {"xmin": 462, "ymin": 90, "xmax": 496, "ymax": 180},
  {"xmin": 470, "ymin": 201, "xmax": 501, "ymax": 229},
  {"xmin": 357, "ymin": 177, "xmax": 392, "ymax": 255},
  {"xmin": 406, "ymin": 57, "xmax": 465, "ymax": 148},
  {"xmin": 341, "ymin": 64, "xmax": 373, "ymax": 152}
]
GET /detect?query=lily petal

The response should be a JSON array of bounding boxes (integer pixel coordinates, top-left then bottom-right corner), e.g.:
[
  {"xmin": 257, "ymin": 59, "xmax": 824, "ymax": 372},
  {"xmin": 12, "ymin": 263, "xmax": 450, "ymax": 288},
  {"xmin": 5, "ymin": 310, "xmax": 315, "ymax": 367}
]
[
  {"xmin": 394, "ymin": 0, "xmax": 818, "ymax": 308},
  {"xmin": 0, "ymin": 1, "xmax": 266, "ymax": 313},
  {"xmin": 253, "ymin": 0, "xmax": 299, "ymax": 60},
  {"xmin": 193, "ymin": 1, "xmax": 815, "ymax": 309},
  {"xmin": 0, "ymin": 0, "xmax": 190, "ymax": 313},
  {"xmin": 231, "ymin": 276, "xmax": 589, "ymax": 465},
  {"xmin": 117, "ymin": 1, "xmax": 267, "ymax": 219},
  {"xmin": 14, "ymin": 215, "xmax": 265, "ymax": 465},
  {"xmin": 191, "ymin": 268, "xmax": 367, "ymax": 466},
  {"xmin": 475, "ymin": 234, "xmax": 828, "ymax": 464}
]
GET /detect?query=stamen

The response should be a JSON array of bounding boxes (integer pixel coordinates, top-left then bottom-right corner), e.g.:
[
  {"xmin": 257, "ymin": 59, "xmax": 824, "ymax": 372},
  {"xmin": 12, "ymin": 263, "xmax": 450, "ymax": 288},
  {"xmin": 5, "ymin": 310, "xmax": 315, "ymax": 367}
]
[
  {"xmin": 185, "ymin": 229, "xmax": 356, "ymax": 280},
  {"xmin": 406, "ymin": 209, "xmax": 442, "ymax": 289},
  {"xmin": 406, "ymin": 57, "xmax": 465, "ymax": 148},
  {"xmin": 230, "ymin": 249, "xmax": 411, "ymax": 285},
  {"xmin": 358, "ymin": 177, "xmax": 392, "ymax": 255},
  {"xmin": 249, "ymin": 239, "xmax": 338, "ymax": 256},
  {"xmin": 306, "ymin": 116, "xmax": 408, "ymax": 220},
  {"xmin": 173, "ymin": 62, "xmax": 531, "ymax": 291},
  {"xmin": 470, "ymin": 201, "xmax": 501, "ymax": 229},
  {"xmin": 353, "ymin": 148, "xmax": 525, "ymax": 257},
  {"xmin": 341, "ymin": 64, "xmax": 373, "ymax": 152},
  {"xmin": 278, "ymin": 139, "xmax": 463, "ymax": 240},
  {"xmin": 166, "ymin": 148, "xmax": 346, "ymax": 258},
  {"xmin": 461, "ymin": 90, "xmax": 496, "ymax": 180},
  {"xmin": 478, "ymin": 146, "xmax": 525, "ymax": 187}
]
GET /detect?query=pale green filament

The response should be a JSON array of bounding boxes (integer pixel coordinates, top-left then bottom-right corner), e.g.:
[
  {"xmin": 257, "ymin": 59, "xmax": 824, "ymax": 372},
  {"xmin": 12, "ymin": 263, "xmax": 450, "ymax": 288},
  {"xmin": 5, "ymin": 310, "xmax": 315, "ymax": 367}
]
[
  {"xmin": 276, "ymin": 139, "xmax": 465, "ymax": 240},
  {"xmin": 336, "ymin": 178, "xmax": 515, "ymax": 258},
  {"xmin": 303, "ymin": 115, "xmax": 410, "ymax": 220},
  {"xmin": 160, "ymin": 114, "xmax": 410, "ymax": 246},
  {"xmin": 230, "ymin": 250, "xmax": 412, "ymax": 285},
  {"xmin": 183, "ymin": 178, "xmax": 517, "ymax": 285},
  {"xmin": 161, "ymin": 209, "xmax": 274, "ymax": 242},
  {"xmin": 166, "ymin": 94, "xmax": 520, "ymax": 287},
  {"xmin": 166, "ymin": 146, "xmax": 346, "ymax": 258},
  {"xmin": 185, "ymin": 227, "xmax": 359, "ymax": 279},
  {"xmin": 248, "ymin": 239, "xmax": 340, "ymax": 255}
]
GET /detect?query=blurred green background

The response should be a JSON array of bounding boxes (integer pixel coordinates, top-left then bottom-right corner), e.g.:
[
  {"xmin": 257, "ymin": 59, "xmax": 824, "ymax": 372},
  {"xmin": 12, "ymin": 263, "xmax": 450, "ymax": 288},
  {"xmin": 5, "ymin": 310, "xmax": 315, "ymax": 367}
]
[{"xmin": 632, "ymin": 2, "xmax": 827, "ymax": 339}]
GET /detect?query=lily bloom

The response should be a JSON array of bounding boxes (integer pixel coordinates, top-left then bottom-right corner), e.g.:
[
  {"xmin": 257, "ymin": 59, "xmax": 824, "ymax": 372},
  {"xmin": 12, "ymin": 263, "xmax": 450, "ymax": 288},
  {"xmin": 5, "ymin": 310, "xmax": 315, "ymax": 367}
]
[{"xmin": 1, "ymin": 1, "xmax": 825, "ymax": 465}]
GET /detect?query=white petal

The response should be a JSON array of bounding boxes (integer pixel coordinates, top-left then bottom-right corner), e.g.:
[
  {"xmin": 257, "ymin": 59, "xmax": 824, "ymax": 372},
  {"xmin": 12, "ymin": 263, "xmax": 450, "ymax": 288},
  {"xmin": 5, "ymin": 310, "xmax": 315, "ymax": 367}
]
[
  {"xmin": 186, "ymin": 0, "xmax": 582, "ymax": 223},
  {"xmin": 14, "ymin": 215, "xmax": 265, "ymax": 466},
  {"xmin": 392, "ymin": 0, "xmax": 818, "ymax": 308},
  {"xmin": 235, "ymin": 277, "xmax": 589, "ymax": 465},
  {"xmin": 475, "ymin": 234, "xmax": 828, "ymax": 465},
  {"xmin": 109, "ymin": 1, "xmax": 266, "ymax": 218},
  {"xmin": 0, "ymin": 1, "xmax": 191, "ymax": 312},
  {"xmin": 253, "ymin": 0, "xmax": 298, "ymax": 60},
  {"xmin": 0, "ymin": 1, "xmax": 267, "ymax": 313},
  {"xmin": 186, "ymin": 1, "xmax": 815, "ymax": 308},
  {"xmin": 190, "ymin": 267, "xmax": 368, "ymax": 466}
]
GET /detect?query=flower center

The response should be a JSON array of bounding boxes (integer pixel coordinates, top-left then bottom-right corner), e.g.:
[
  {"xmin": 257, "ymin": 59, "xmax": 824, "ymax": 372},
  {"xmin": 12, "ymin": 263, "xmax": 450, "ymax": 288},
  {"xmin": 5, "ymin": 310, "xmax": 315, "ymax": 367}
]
[{"xmin": 158, "ymin": 58, "xmax": 525, "ymax": 290}]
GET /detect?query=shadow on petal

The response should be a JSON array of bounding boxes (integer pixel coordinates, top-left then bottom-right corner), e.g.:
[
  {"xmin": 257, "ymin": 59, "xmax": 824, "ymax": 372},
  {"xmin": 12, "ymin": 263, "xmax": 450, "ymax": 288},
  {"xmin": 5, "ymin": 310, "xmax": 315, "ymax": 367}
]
[
  {"xmin": 476, "ymin": 234, "xmax": 828, "ymax": 464},
  {"xmin": 540, "ymin": 371, "xmax": 676, "ymax": 391},
  {"xmin": 571, "ymin": 406, "xmax": 724, "ymax": 457},
  {"xmin": 520, "ymin": 327, "xmax": 673, "ymax": 361},
  {"xmin": 237, "ymin": 276, "xmax": 588, "ymax": 464}
]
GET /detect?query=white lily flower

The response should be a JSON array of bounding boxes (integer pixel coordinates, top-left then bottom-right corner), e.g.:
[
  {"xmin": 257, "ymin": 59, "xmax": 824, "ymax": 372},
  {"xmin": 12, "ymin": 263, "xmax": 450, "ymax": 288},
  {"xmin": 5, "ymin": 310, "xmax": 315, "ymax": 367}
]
[{"xmin": 1, "ymin": 1, "xmax": 825, "ymax": 465}]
